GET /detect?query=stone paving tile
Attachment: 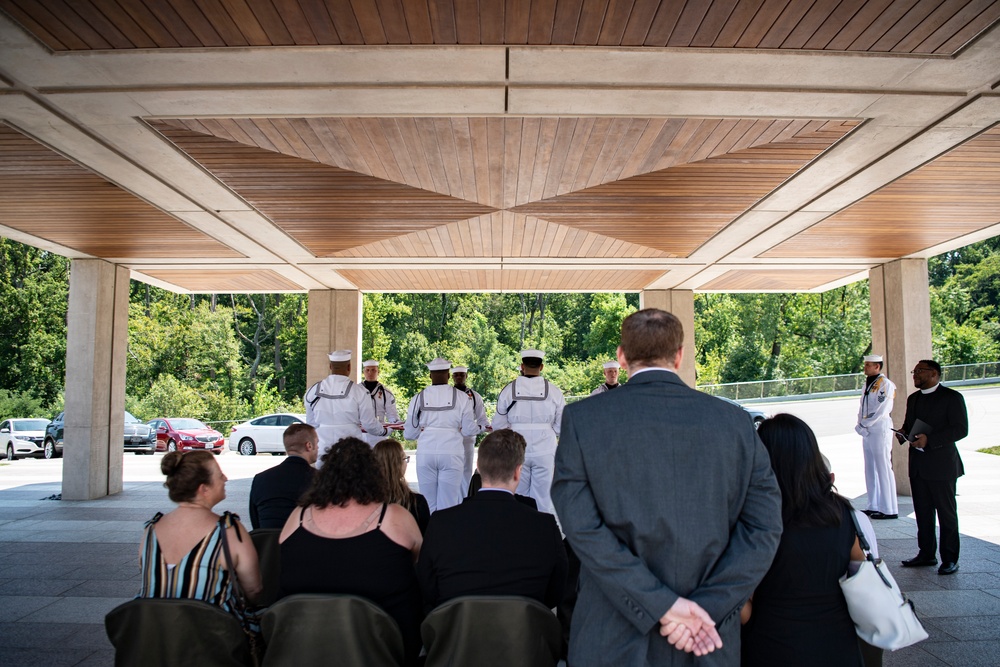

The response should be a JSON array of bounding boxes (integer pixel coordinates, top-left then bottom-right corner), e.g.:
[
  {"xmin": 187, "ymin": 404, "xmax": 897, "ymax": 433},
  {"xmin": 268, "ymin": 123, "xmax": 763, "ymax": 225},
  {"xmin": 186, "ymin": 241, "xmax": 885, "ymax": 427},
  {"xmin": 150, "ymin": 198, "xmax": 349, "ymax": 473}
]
[
  {"xmin": 62, "ymin": 579, "xmax": 138, "ymax": 599},
  {"xmin": 929, "ymin": 615, "xmax": 1000, "ymax": 641},
  {"xmin": 55, "ymin": 564, "xmax": 137, "ymax": 582},
  {"xmin": 906, "ymin": 589, "xmax": 1000, "ymax": 618},
  {"xmin": 18, "ymin": 596, "xmax": 130, "ymax": 624},
  {"xmin": 922, "ymin": 640, "xmax": 1000, "ymax": 666},
  {"xmin": 928, "ymin": 571, "xmax": 1000, "ymax": 591},
  {"xmin": 72, "ymin": 649, "xmax": 114, "ymax": 667},
  {"xmin": 0, "ymin": 622, "xmax": 81, "ymax": 648},
  {"xmin": 0, "ymin": 647, "xmax": 97, "ymax": 666},
  {"xmin": 62, "ymin": 624, "xmax": 114, "ymax": 650},
  {"xmin": 0, "ymin": 578, "xmax": 83, "ymax": 596},
  {"xmin": 885, "ymin": 645, "xmax": 951, "ymax": 666},
  {"xmin": 0, "ymin": 596, "xmax": 58, "ymax": 621}
]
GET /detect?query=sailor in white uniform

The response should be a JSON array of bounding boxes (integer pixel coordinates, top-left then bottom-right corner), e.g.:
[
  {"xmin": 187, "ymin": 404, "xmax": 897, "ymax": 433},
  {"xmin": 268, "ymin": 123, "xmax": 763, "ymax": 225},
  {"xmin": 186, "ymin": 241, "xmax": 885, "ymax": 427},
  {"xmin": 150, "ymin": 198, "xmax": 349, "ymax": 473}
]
[
  {"xmin": 492, "ymin": 349, "xmax": 566, "ymax": 515},
  {"xmin": 304, "ymin": 350, "xmax": 388, "ymax": 468},
  {"xmin": 590, "ymin": 360, "xmax": 622, "ymax": 395},
  {"xmin": 856, "ymin": 353, "xmax": 899, "ymax": 519},
  {"xmin": 360, "ymin": 359, "xmax": 400, "ymax": 447},
  {"xmin": 451, "ymin": 365, "xmax": 491, "ymax": 490},
  {"xmin": 404, "ymin": 358, "xmax": 481, "ymax": 513}
]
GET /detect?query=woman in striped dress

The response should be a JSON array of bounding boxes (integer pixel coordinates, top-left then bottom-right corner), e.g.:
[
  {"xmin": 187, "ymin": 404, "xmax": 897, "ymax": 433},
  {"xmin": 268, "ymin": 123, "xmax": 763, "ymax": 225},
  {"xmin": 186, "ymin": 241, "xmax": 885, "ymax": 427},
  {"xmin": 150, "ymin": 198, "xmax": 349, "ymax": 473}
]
[{"xmin": 138, "ymin": 451, "xmax": 262, "ymax": 613}]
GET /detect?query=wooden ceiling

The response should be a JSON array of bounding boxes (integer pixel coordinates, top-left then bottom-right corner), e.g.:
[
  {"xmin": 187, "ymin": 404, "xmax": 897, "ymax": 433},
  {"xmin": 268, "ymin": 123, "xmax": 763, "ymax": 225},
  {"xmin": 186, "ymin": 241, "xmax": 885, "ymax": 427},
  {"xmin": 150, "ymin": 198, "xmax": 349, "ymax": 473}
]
[
  {"xmin": 1, "ymin": 4, "xmax": 999, "ymax": 294},
  {"xmin": 2, "ymin": 0, "xmax": 998, "ymax": 54}
]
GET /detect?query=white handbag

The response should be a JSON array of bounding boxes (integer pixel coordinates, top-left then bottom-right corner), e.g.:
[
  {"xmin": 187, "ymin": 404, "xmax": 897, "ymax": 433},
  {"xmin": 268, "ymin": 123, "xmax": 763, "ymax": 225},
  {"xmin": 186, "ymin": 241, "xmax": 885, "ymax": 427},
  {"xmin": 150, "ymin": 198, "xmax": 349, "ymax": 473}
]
[{"xmin": 839, "ymin": 512, "xmax": 928, "ymax": 650}]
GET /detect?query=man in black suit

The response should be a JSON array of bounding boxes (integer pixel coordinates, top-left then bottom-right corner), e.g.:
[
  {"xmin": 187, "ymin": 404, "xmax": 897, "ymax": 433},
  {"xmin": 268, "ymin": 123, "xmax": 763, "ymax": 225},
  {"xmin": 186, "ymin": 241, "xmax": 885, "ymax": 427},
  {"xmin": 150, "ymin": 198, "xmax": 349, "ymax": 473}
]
[
  {"xmin": 417, "ymin": 429, "xmax": 567, "ymax": 612},
  {"xmin": 897, "ymin": 359, "xmax": 968, "ymax": 575},
  {"xmin": 248, "ymin": 423, "xmax": 318, "ymax": 529}
]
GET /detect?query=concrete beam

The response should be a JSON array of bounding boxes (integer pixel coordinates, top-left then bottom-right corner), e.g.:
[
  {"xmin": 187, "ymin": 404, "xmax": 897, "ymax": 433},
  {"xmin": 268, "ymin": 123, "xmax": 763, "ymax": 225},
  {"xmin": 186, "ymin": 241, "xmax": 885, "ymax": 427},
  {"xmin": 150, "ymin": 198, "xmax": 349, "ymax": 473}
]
[
  {"xmin": 639, "ymin": 290, "xmax": 696, "ymax": 387},
  {"xmin": 306, "ymin": 290, "xmax": 363, "ymax": 388}
]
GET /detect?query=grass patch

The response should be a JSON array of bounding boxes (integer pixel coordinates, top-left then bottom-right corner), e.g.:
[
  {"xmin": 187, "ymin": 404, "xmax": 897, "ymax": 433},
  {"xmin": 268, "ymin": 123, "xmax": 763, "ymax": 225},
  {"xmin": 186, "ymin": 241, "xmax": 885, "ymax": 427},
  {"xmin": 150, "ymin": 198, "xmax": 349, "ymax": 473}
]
[{"xmin": 977, "ymin": 446, "xmax": 1000, "ymax": 456}]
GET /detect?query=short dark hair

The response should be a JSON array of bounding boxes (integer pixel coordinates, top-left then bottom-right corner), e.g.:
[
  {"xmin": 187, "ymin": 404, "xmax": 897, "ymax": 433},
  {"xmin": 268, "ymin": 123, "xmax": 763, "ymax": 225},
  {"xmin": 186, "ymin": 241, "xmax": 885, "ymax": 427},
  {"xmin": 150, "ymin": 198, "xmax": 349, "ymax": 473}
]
[
  {"xmin": 300, "ymin": 437, "xmax": 386, "ymax": 508},
  {"xmin": 620, "ymin": 308, "xmax": 683, "ymax": 367},
  {"xmin": 919, "ymin": 359, "xmax": 942, "ymax": 376},
  {"xmin": 329, "ymin": 360, "xmax": 351, "ymax": 375},
  {"xmin": 160, "ymin": 451, "xmax": 215, "ymax": 503},
  {"xmin": 477, "ymin": 430, "xmax": 526, "ymax": 484},
  {"xmin": 283, "ymin": 423, "xmax": 316, "ymax": 453},
  {"xmin": 521, "ymin": 357, "xmax": 543, "ymax": 369}
]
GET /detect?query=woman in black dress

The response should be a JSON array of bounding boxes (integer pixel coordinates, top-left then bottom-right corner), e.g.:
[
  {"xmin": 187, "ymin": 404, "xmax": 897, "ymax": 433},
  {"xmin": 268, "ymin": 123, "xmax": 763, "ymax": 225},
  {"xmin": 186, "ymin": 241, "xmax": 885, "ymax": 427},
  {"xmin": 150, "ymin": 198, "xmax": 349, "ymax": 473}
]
[
  {"xmin": 279, "ymin": 437, "xmax": 423, "ymax": 664},
  {"xmin": 742, "ymin": 414, "xmax": 865, "ymax": 667},
  {"xmin": 373, "ymin": 438, "xmax": 431, "ymax": 534}
]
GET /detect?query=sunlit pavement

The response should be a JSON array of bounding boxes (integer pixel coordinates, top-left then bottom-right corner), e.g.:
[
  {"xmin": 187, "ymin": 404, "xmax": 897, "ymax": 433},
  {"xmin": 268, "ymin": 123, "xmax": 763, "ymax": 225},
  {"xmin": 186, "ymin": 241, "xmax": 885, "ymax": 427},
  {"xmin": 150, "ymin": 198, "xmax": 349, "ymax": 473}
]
[{"xmin": 1, "ymin": 387, "xmax": 998, "ymax": 666}]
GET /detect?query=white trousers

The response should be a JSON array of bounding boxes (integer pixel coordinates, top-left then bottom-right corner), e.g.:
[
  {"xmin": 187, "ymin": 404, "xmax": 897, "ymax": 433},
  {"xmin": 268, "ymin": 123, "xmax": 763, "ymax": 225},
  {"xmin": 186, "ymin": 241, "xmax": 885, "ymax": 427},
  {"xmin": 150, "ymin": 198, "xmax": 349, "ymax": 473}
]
[
  {"xmin": 462, "ymin": 437, "xmax": 475, "ymax": 492},
  {"xmin": 862, "ymin": 425, "xmax": 898, "ymax": 514},
  {"xmin": 516, "ymin": 451, "xmax": 556, "ymax": 515},
  {"xmin": 416, "ymin": 449, "xmax": 465, "ymax": 514}
]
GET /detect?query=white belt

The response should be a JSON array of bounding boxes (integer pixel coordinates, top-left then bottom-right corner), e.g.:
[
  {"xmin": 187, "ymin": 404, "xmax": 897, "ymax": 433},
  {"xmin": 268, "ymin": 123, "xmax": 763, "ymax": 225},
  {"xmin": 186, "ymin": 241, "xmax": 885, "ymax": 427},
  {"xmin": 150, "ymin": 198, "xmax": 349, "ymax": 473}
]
[{"xmin": 513, "ymin": 423, "xmax": 554, "ymax": 430}]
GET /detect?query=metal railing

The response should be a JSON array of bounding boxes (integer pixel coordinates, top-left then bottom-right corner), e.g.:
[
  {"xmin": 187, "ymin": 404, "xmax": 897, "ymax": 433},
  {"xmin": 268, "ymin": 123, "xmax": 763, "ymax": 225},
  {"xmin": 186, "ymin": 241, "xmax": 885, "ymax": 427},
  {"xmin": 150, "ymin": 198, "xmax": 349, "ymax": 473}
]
[{"xmin": 698, "ymin": 360, "xmax": 1000, "ymax": 402}]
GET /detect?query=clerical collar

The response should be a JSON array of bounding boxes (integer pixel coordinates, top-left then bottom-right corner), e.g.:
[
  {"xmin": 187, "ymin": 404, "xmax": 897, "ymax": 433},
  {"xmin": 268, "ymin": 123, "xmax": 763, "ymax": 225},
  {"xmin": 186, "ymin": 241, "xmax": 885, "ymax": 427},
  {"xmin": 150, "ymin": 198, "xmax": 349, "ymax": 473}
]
[
  {"xmin": 362, "ymin": 380, "xmax": 380, "ymax": 392},
  {"xmin": 920, "ymin": 383, "xmax": 940, "ymax": 394}
]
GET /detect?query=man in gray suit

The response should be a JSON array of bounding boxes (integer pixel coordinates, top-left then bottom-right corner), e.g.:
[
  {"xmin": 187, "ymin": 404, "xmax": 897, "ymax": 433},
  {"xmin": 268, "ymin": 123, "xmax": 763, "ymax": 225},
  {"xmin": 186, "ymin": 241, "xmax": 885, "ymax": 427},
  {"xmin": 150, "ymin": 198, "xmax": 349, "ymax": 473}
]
[{"xmin": 552, "ymin": 308, "xmax": 782, "ymax": 665}]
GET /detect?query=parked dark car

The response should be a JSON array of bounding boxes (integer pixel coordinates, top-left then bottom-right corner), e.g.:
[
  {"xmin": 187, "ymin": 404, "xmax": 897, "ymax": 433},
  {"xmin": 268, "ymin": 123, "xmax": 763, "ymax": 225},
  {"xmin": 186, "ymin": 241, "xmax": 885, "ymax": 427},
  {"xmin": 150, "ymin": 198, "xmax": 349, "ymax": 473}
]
[
  {"xmin": 717, "ymin": 396, "xmax": 769, "ymax": 429},
  {"xmin": 147, "ymin": 418, "xmax": 224, "ymax": 454},
  {"xmin": 45, "ymin": 410, "xmax": 156, "ymax": 458}
]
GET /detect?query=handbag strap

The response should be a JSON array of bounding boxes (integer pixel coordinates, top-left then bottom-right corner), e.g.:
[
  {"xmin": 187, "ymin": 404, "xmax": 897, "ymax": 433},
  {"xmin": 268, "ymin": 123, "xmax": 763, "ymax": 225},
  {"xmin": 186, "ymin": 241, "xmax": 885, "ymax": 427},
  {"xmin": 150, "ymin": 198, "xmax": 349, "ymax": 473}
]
[
  {"xmin": 218, "ymin": 514, "xmax": 247, "ymax": 604},
  {"xmin": 846, "ymin": 508, "xmax": 893, "ymax": 588}
]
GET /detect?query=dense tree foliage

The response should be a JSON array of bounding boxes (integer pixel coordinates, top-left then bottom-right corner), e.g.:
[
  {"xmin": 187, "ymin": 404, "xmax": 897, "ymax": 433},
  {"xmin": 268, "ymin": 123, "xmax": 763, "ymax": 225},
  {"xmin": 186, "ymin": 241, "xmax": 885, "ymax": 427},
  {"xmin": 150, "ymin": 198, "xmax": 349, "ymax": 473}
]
[{"xmin": 1, "ymin": 236, "xmax": 998, "ymax": 423}]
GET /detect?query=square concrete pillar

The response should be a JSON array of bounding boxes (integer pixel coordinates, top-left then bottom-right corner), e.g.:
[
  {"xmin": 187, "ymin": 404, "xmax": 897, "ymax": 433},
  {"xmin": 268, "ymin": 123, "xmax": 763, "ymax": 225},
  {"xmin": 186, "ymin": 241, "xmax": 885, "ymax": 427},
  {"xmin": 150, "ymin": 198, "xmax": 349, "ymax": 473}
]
[
  {"xmin": 307, "ymin": 289, "xmax": 363, "ymax": 386},
  {"xmin": 869, "ymin": 259, "xmax": 933, "ymax": 496},
  {"xmin": 62, "ymin": 260, "xmax": 129, "ymax": 500},
  {"xmin": 639, "ymin": 290, "xmax": 696, "ymax": 387}
]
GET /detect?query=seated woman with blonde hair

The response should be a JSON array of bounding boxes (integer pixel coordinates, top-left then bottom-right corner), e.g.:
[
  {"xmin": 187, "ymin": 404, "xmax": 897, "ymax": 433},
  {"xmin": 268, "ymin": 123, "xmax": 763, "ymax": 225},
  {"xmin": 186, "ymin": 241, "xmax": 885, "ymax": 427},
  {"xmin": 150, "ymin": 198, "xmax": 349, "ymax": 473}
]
[
  {"xmin": 138, "ymin": 451, "xmax": 262, "ymax": 617},
  {"xmin": 373, "ymin": 438, "xmax": 430, "ymax": 534},
  {"xmin": 279, "ymin": 437, "xmax": 423, "ymax": 665}
]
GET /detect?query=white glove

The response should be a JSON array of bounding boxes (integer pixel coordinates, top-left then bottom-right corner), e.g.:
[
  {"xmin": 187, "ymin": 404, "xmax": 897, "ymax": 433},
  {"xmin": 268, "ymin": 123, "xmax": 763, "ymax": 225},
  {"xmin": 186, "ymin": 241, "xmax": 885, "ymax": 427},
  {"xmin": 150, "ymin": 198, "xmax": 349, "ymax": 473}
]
[{"xmin": 855, "ymin": 424, "xmax": 868, "ymax": 436}]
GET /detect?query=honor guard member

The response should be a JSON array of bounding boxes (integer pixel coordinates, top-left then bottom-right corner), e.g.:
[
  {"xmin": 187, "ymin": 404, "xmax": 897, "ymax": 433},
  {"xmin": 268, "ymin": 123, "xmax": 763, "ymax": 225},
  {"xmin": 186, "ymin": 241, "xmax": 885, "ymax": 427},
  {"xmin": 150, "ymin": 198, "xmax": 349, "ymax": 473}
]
[
  {"xmin": 452, "ymin": 366, "xmax": 491, "ymax": 490},
  {"xmin": 590, "ymin": 360, "xmax": 622, "ymax": 395},
  {"xmin": 404, "ymin": 358, "xmax": 481, "ymax": 513},
  {"xmin": 492, "ymin": 350, "xmax": 566, "ymax": 515},
  {"xmin": 361, "ymin": 359, "xmax": 400, "ymax": 447},
  {"xmin": 305, "ymin": 350, "xmax": 387, "ymax": 466},
  {"xmin": 856, "ymin": 353, "xmax": 898, "ymax": 519}
]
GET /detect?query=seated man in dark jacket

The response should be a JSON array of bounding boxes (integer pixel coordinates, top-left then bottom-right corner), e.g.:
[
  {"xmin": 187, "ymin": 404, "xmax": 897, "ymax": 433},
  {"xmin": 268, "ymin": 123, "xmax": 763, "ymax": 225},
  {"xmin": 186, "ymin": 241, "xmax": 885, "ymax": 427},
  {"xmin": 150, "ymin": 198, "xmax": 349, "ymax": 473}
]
[
  {"xmin": 417, "ymin": 429, "xmax": 568, "ymax": 612},
  {"xmin": 248, "ymin": 423, "xmax": 318, "ymax": 529}
]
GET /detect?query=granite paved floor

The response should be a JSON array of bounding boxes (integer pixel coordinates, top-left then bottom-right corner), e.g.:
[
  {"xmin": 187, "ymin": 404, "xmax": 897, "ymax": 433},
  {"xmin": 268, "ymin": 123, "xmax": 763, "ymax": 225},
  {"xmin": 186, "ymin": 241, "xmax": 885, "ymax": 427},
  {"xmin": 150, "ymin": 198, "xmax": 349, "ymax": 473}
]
[{"xmin": 1, "ymin": 442, "xmax": 999, "ymax": 666}]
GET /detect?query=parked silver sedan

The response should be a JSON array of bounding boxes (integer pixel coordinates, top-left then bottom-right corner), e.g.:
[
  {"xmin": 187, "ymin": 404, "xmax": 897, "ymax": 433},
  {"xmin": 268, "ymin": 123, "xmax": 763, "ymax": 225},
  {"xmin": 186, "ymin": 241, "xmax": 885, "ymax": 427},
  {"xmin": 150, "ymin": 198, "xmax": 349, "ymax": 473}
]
[{"xmin": 228, "ymin": 413, "xmax": 306, "ymax": 456}]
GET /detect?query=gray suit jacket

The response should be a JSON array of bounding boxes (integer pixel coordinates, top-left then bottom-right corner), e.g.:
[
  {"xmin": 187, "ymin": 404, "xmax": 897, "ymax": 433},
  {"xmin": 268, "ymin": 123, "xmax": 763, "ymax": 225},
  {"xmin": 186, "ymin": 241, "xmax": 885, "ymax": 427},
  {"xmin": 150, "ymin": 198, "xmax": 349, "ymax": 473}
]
[{"xmin": 552, "ymin": 370, "xmax": 782, "ymax": 666}]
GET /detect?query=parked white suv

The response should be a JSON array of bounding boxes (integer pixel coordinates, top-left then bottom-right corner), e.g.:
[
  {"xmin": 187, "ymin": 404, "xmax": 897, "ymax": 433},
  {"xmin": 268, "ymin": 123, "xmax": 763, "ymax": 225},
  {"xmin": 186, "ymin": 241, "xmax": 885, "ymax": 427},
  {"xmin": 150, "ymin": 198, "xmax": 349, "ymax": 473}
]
[{"xmin": 2, "ymin": 418, "xmax": 51, "ymax": 460}]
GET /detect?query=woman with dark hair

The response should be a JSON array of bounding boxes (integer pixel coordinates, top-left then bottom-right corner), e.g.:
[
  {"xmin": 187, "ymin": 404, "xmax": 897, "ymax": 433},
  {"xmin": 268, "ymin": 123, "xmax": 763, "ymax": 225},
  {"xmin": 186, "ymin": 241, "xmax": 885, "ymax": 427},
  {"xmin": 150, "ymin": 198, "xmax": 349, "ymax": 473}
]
[
  {"xmin": 742, "ymin": 413, "xmax": 865, "ymax": 667},
  {"xmin": 138, "ymin": 451, "xmax": 262, "ymax": 613},
  {"xmin": 373, "ymin": 438, "xmax": 430, "ymax": 534},
  {"xmin": 279, "ymin": 437, "xmax": 423, "ymax": 664}
]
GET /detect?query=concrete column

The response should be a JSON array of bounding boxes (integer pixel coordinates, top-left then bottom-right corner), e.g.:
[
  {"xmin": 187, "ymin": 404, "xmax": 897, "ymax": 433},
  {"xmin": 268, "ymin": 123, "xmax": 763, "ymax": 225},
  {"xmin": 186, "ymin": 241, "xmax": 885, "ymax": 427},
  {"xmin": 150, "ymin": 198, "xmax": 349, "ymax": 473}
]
[
  {"xmin": 869, "ymin": 259, "xmax": 933, "ymax": 496},
  {"xmin": 639, "ymin": 289, "xmax": 696, "ymax": 387},
  {"xmin": 307, "ymin": 289, "xmax": 363, "ymax": 386},
  {"xmin": 62, "ymin": 260, "xmax": 129, "ymax": 500}
]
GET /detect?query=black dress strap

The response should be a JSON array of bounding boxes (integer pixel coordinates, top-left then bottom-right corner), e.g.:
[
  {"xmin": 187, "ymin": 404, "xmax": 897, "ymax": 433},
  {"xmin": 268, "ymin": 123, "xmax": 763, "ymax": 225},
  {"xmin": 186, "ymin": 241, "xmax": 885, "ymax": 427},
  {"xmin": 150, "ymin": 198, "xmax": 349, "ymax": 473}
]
[
  {"xmin": 376, "ymin": 502, "xmax": 388, "ymax": 528},
  {"xmin": 299, "ymin": 506, "xmax": 307, "ymax": 526}
]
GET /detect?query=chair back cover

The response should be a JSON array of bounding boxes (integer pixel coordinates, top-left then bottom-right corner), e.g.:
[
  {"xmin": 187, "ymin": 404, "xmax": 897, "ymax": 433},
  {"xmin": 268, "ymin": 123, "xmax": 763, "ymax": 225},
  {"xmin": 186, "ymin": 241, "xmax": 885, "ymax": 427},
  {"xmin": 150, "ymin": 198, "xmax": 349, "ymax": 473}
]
[
  {"xmin": 249, "ymin": 528, "xmax": 282, "ymax": 608},
  {"xmin": 261, "ymin": 594, "xmax": 404, "ymax": 666},
  {"xmin": 105, "ymin": 598, "xmax": 251, "ymax": 667},
  {"xmin": 421, "ymin": 596, "xmax": 561, "ymax": 667}
]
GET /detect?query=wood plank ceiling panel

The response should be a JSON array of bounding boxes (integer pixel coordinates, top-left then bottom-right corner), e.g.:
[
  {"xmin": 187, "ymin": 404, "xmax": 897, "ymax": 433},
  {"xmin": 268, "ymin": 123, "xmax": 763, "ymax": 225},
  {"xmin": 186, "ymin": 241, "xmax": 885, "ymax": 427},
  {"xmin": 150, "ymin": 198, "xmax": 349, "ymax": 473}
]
[
  {"xmin": 513, "ymin": 121, "xmax": 857, "ymax": 257},
  {"xmin": 149, "ymin": 121, "xmax": 497, "ymax": 256},
  {"xmin": 139, "ymin": 269, "xmax": 303, "ymax": 291},
  {"xmin": 0, "ymin": 124, "xmax": 241, "ymax": 258},
  {"xmin": 336, "ymin": 268, "xmax": 668, "ymax": 291},
  {"xmin": 698, "ymin": 269, "xmax": 859, "ymax": 291},
  {"xmin": 763, "ymin": 126, "xmax": 1000, "ymax": 259},
  {"xmin": 3, "ymin": 0, "xmax": 997, "ymax": 54}
]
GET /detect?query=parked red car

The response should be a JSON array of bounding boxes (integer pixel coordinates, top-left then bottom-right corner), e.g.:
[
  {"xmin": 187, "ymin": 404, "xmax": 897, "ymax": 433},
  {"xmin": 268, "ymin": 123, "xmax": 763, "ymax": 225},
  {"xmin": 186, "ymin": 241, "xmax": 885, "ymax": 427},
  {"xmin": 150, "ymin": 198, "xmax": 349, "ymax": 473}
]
[{"xmin": 146, "ymin": 418, "xmax": 224, "ymax": 454}]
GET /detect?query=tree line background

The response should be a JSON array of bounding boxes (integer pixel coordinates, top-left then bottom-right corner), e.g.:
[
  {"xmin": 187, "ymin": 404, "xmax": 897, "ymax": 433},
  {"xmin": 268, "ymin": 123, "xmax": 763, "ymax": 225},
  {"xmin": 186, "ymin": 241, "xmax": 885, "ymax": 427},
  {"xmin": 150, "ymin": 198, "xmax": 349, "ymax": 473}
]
[{"xmin": 1, "ymin": 236, "xmax": 998, "ymax": 425}]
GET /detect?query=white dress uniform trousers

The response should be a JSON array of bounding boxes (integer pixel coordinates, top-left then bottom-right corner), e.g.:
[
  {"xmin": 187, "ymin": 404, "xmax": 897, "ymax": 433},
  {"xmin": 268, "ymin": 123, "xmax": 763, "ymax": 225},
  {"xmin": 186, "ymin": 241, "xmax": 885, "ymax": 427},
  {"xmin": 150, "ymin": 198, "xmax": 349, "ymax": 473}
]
[
  {"xmin": 492, "ymin": 376, "xmax": 565, "ymax": 515},
  {"xmin": 305, "ymin": 375, "xmax": 387, "ymax": 467},
  {"xmin": 404, "ymin": 385, "xmax": 480, "ymax": 513},
  {"xmin": 460, "ymin": 388, "xmax": 490, "ymax": 490},
  {"xmin": 856, "ymin": 374, "xmax": 898, "ymax": 515}
]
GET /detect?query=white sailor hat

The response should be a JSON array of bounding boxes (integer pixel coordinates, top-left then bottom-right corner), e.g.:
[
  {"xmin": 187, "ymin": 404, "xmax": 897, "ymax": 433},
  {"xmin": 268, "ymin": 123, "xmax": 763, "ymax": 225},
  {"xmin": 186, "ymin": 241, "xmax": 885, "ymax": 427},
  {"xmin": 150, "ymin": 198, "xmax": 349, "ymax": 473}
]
[
  {"xmin": 520, "ymin": 349, "xmax": 545, "ymax": 360},
  {"xmin": 863, "ymin": 354, "xmax": 884, "ymax": 363},
  {"xmin": 427, "ymin": 358, "xmax": 451, "ymax": 371},
  {"xmin": 328, "ymin": 349, "xmax": 352, "ymax": 362},
  {"xmin": 362, "ymin": 359, "xmax": 379, "ymax": 368},
  {"xmin": 452, "ymin": 366, "xmax": 469, "ymax": 373},
  {"xmin": 602, "ymin": 361, "xmax": 620, "ymax": 370}
]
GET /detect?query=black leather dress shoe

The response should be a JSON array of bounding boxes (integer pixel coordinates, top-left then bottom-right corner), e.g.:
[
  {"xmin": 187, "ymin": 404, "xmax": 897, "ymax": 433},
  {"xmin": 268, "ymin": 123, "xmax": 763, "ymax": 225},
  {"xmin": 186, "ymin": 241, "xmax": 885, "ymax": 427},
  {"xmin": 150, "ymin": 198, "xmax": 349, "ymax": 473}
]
[
  {"xmin": 869, "ymin": 512, "xmax": 898, "ymax": 520},
  {"xmin": 938, "ymin": 562, "xmax": 959, "ymax": 575},
  {"xmin": 901, "ymin": 555, "xmax": 938, "ymax": 567},
  {"xmin": 861, "ymin": 509, "xmax": 877, "ymax": 516}
]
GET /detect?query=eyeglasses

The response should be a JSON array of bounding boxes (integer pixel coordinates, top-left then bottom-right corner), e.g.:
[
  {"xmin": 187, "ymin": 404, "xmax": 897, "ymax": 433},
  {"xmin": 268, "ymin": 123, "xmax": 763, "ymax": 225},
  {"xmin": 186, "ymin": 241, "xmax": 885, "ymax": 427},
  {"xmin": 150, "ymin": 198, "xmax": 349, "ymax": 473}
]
[{"xmin": 911, "ymin": 368, "xmax": 933, "ymax": 375}]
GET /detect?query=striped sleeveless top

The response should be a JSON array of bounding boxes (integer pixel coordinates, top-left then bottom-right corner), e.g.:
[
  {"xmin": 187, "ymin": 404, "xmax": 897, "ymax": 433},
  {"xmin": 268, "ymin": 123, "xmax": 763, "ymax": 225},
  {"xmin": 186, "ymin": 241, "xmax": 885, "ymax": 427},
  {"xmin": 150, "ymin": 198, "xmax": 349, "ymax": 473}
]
[{"xmin": 137, "ymin": 511, "xmax": 236, "ymax": 612}]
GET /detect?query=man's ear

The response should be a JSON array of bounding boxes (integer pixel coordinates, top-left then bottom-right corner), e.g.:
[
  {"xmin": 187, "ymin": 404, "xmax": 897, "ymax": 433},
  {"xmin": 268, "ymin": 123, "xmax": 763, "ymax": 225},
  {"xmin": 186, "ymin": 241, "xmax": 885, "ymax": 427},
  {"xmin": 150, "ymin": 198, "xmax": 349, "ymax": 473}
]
[
  {"xmin": 616, "ymin": 346, "xmax": 628, "ymax": 372},
  {"xmin": 512, "ymin": 465, "xmax": 522, "ymax": 485},
  {"xmin": 673, "ymin": 346, "xmax": 684, "ymax": 370}
]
